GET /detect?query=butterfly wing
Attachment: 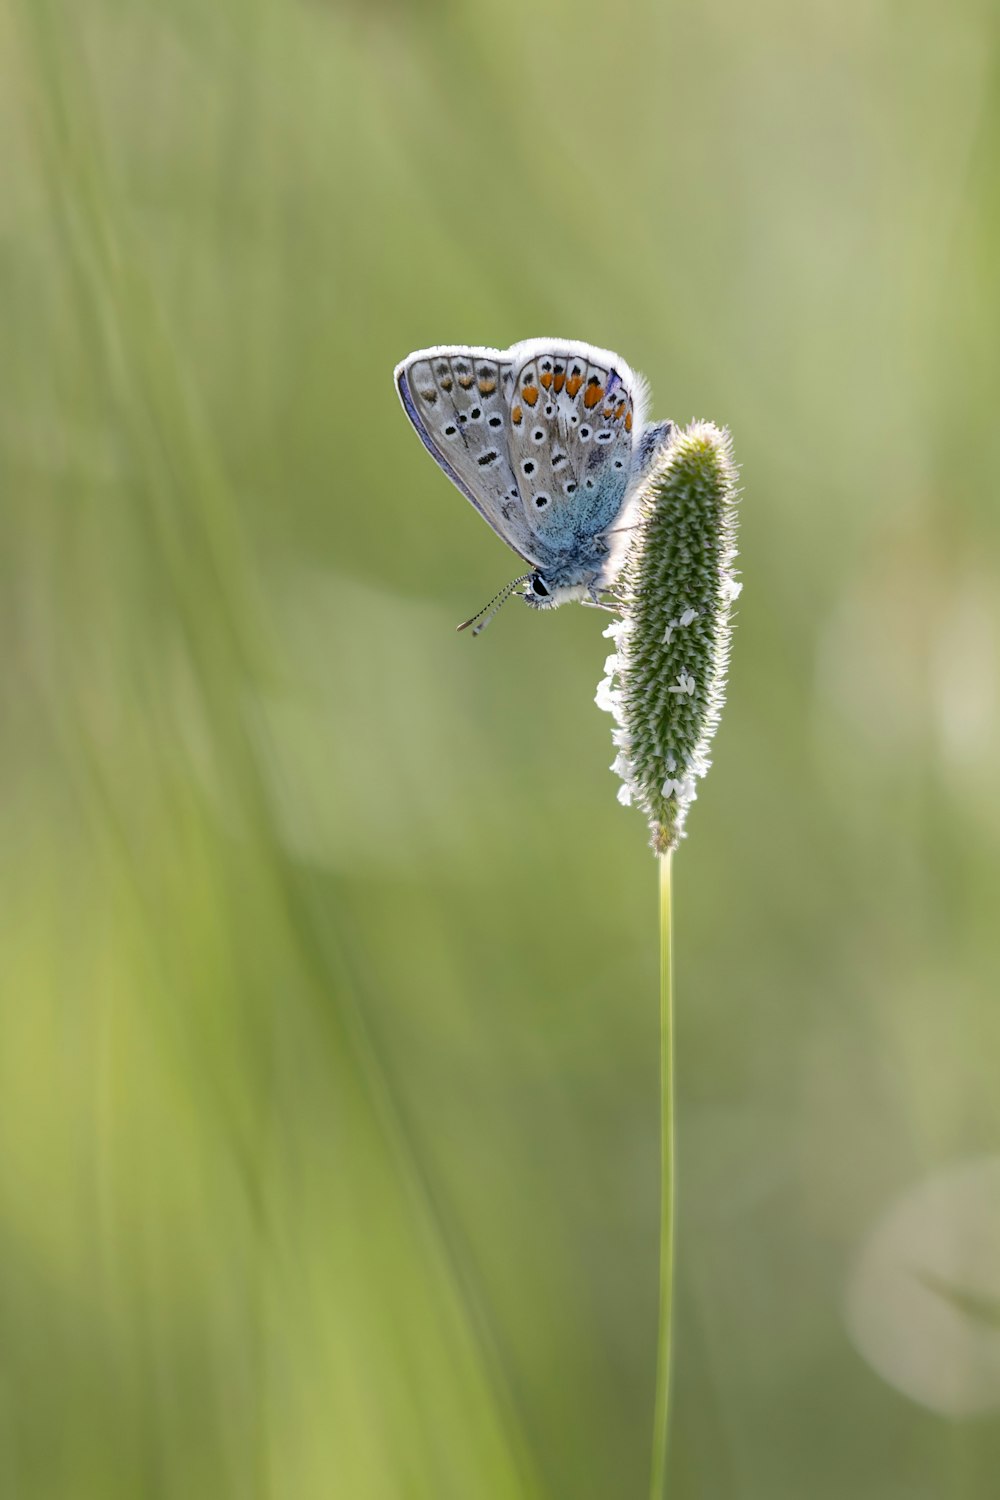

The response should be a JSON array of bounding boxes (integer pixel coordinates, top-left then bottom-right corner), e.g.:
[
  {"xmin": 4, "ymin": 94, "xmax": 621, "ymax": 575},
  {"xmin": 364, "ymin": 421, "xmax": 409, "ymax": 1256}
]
[
  {"xmin": 504, "ymin": 339, "xmax": 648, "ymax": 550},
  {"xmin": 394, "ymin": 345, "xmax": 542, "ymax": 566},
  {"xmin": 631, "ymin": 419, "xmax": 676, "ymax": 487}
]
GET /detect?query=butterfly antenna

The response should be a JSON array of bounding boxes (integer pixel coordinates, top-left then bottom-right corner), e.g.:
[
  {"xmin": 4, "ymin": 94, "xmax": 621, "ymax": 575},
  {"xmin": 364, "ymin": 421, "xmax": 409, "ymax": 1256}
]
[{"xmin": 457, "ymin": 574, "xmax": 532, "ymax": 637}]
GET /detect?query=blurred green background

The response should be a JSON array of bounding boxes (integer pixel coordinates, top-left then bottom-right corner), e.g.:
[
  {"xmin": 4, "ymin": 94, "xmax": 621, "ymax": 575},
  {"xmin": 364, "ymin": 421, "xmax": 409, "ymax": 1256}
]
[{"xmin": 3, "ymin": 0, "xmax": 1000, "ymax": 1495}]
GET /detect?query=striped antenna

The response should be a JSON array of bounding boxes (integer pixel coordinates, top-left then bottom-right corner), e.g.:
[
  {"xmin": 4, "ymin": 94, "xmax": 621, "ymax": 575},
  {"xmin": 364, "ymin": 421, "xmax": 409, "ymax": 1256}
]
[{"xmin": 457, "ymin": 574, "xmax": 533, "ymax": 637}]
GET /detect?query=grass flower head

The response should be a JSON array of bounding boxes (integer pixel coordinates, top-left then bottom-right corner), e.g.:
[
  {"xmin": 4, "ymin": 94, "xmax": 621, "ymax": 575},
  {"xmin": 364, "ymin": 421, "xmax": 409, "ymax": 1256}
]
[{"xmin": 597, "ymin": 421, "xmax": 741, "ymax": 853}]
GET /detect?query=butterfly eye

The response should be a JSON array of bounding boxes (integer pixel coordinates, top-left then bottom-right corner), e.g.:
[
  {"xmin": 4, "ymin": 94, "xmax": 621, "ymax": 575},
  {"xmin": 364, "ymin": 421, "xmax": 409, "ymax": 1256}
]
[{"xmin": 532, "ymin": 575, "xmax": 550, "ymax": 596}]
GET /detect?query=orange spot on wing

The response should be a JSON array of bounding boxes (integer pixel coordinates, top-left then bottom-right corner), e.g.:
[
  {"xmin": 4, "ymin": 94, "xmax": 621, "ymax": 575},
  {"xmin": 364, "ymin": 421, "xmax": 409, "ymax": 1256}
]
[
  {"xmin": 522, "ymin": 385, "xmax": 539, "ymax": 406},
  {"xmin": 625, "ymin": 411, "xmax": 633, "ymax": 432},
  {"xmin": 553, "ymin": 373, "xmax": 565, "ymax": 392},
  {"xmin": 477, "ymin": 376, "xmax": 497, "ymax": 394},
  {"xmin": 566, "ymin": 375, "xmax": 583, "ymax": 397},
  {"xmin": 512, "ymin": 405, "xmax": 523, "ymax": 425},
  {"xmin": 539, "ymin": 371, "xmax": 552, "ymax": 389},
  {"xmin": 584, "ymin": 384, "xmax": 604, "ymax": 409}
]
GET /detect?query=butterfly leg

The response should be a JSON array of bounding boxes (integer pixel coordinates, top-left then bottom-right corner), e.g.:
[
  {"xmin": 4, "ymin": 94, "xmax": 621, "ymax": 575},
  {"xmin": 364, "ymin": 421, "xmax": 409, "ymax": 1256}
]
[{"xmin": 583, "ymin": 584, "xmax": 618, "ymax": 613}]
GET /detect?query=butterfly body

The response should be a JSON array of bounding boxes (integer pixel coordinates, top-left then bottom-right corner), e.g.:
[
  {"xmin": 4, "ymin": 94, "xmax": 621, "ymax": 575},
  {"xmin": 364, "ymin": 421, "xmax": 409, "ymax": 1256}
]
[{"xmin": 394, "ymin": 339, "xmax": 674, "ymax": 624}]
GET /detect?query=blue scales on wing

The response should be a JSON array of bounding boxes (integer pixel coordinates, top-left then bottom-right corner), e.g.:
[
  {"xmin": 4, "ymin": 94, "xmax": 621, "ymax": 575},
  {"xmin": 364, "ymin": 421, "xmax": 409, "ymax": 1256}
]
[{"xmin": 504, "ymin": 342, "xmax": 640, "ymax": 553}]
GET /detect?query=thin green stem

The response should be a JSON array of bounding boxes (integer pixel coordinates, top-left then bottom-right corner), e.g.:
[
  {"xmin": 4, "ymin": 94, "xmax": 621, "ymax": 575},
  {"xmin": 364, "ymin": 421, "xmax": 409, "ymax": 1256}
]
[{"xmin": 650, "ymin": 849, "xmax": 675, "ymax": 1500}]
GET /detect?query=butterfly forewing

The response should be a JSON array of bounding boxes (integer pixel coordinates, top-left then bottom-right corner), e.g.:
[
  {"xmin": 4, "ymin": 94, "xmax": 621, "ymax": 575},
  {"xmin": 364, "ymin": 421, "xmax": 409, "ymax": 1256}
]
[
  {"xmin": 395, "ymin": 346, "xmax": 541, "ymax": 565},
  {"xmin": 506, "ymin": 344, "xmax": 636, "ymax": 549}
]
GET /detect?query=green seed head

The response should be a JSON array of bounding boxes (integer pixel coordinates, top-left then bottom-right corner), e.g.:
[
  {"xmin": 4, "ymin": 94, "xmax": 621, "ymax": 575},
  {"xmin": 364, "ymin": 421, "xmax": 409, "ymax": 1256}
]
[{"xmin": 596, "ymin": 421, "xmax": 741, "ymax": 854}]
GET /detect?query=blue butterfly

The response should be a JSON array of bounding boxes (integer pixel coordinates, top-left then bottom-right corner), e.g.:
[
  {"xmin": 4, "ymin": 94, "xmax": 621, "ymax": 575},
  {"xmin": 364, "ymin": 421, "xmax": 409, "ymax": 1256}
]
[{"xmin": 395, "ymin": 339, "xmax": 674, "ymax": 634}]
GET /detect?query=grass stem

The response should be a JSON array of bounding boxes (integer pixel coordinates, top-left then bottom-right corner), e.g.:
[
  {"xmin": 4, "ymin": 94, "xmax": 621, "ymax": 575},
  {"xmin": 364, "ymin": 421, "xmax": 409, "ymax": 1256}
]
[{"xmin": 649, "ymin": 849, "xmax": 675, "ymax": 1500}]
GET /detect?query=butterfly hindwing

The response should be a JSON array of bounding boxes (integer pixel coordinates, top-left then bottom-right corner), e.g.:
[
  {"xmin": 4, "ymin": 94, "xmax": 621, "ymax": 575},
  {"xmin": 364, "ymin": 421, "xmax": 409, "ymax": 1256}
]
[
  {"xmin": 505, "ymin": 341, "xmax": 642, "ymax": 549},
  {"xmin": 394, "ymin": 345, "xmax": 541, "ymax": 565}
]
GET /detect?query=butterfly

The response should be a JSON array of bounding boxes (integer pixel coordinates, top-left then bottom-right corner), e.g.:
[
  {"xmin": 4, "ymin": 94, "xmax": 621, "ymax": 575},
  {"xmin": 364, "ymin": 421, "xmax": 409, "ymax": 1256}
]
[{"xmin": 394, "ymin": 339, "xmax": 674, "ymax": 634}]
